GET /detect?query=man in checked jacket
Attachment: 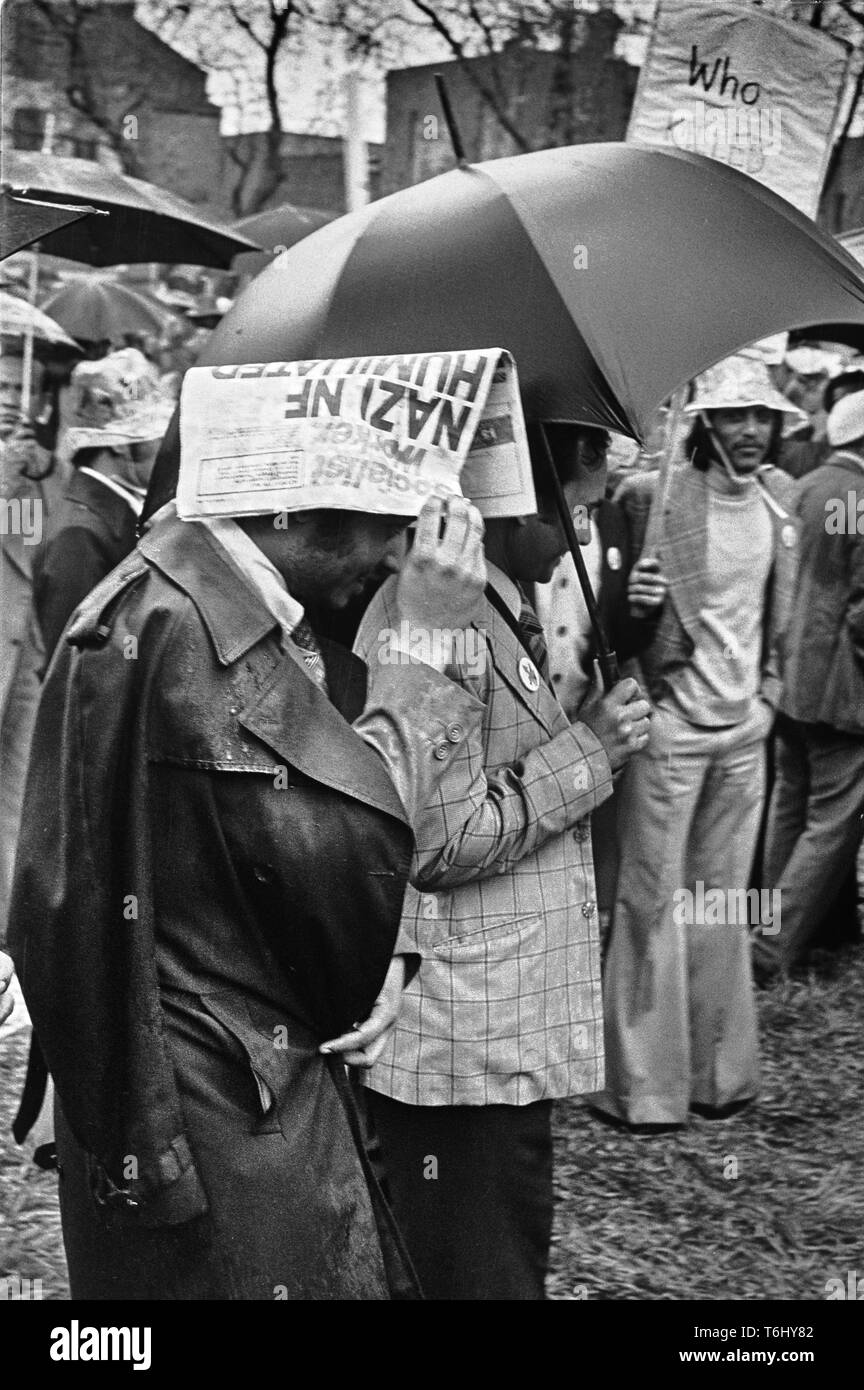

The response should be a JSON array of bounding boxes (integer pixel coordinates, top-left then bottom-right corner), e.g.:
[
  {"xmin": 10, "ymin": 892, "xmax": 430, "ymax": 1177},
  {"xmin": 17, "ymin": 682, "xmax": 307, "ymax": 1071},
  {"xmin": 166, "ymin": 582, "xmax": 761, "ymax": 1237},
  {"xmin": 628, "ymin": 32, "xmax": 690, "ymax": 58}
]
[{"xmin": 354, "ymin": 421, "xmax": 652, "ymax": 1300}]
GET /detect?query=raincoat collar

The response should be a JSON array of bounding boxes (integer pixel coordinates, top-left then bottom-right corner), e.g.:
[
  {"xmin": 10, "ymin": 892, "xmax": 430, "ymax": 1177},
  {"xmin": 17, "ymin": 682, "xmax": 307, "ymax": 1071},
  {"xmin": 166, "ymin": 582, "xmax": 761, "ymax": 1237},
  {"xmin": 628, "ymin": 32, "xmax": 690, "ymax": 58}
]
[{"xmin": 139, "ymin": 507, "xmax": 280, "ymax": 666}]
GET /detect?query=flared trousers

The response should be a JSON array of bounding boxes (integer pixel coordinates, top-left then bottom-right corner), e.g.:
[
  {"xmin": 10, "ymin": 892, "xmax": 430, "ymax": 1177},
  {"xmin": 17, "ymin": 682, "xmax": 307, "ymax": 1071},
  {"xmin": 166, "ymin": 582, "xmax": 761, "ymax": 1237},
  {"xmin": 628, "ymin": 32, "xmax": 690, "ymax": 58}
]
[{"xmin": 594, "ymin": 703, "xmax": 767, "ymax": 1126}]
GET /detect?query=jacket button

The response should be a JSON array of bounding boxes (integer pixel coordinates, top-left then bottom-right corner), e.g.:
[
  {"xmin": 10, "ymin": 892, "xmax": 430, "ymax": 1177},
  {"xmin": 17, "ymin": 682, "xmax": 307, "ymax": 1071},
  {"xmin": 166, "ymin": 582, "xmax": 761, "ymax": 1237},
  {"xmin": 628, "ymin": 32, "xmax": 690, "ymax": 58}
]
[
  {"xmin": 581, "ymin": 901, "xmax": 596, "ymax": 918},
  {"xmin": 573, "ymin": 824, "xmax": 590, "ymax": 842},
  {"xmin": 433, "ymin": 743, "xmax": 449, "ymax": 760},
  {"xmin": 445, "ymin": 723, "xmax": 463, "ymax": 743}
]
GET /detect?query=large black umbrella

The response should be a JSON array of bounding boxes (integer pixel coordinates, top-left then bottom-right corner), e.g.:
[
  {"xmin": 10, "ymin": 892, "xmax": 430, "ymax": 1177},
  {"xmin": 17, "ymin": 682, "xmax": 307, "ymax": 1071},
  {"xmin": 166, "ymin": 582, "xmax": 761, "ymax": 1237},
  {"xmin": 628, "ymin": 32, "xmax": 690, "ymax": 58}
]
[
  {"xmin": 3, "ymin": 153, "xmax": 260, "ymax": 269},
  {"xmin": 146, "ymin": 142, "xmax": 864, "ymax": 688},
  {"xmin": 197, "ymin": 142, "xmax": 864, "ymax": 441}
]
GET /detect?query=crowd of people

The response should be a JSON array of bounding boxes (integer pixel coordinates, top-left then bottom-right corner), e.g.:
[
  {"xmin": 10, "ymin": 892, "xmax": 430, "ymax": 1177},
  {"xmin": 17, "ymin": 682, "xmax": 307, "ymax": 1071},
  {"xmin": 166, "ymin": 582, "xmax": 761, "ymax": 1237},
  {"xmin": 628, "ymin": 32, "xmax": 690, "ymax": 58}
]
[{"xmin": 0, "ymin": 321, "xmax": 862, "ymax": 1300}]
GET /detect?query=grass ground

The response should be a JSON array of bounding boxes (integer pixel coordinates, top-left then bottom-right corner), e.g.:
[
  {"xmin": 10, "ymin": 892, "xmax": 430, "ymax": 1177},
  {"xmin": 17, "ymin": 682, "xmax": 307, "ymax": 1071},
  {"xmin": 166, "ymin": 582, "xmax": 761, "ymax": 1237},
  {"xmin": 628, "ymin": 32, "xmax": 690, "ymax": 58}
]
[
  {"xmin": 548, "ymin": 943, "xmax": 864, "ymax": 1301},
  {"xmin": 2, "ymin": 944, "xmax": 862, "ymax": 1303}
]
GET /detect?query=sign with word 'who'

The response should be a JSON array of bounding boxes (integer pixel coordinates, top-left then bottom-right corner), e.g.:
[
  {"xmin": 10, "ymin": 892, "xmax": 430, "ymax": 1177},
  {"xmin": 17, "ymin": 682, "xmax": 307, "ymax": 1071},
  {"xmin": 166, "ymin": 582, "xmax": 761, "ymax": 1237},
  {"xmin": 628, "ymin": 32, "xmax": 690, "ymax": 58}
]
[{"xmin": 627, "ymin": 0, "xmax": 851, "ymax": 217}]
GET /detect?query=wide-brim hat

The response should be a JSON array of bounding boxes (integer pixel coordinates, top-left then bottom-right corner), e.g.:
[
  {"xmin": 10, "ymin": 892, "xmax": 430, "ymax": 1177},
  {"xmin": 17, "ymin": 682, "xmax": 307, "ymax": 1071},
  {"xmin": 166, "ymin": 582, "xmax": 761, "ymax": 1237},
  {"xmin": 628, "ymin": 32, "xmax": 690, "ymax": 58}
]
[
  {"xmin": 64, "ymin": 347, "xmax": 174, "ymax": 454},
  {"xmin": 684, "ymin": 354, "xmax": 807, "ymax": 422}
]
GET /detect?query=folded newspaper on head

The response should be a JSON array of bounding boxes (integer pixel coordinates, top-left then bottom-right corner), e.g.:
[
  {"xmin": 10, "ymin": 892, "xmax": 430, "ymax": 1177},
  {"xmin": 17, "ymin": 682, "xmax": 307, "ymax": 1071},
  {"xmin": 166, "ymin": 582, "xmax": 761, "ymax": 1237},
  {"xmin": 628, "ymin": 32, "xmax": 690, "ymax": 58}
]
[{"xmin": 176, "ymin": 348, "xmax": 537, "ymax": 520}]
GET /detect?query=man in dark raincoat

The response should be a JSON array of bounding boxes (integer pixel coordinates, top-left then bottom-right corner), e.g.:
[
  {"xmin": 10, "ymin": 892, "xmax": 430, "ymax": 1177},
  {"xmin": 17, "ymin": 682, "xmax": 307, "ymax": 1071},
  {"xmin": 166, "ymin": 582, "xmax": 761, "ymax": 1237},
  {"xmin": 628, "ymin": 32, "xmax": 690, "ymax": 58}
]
[{"xmin": 8, "ymin": 482, "xmax": 486, "ymax": 1300}]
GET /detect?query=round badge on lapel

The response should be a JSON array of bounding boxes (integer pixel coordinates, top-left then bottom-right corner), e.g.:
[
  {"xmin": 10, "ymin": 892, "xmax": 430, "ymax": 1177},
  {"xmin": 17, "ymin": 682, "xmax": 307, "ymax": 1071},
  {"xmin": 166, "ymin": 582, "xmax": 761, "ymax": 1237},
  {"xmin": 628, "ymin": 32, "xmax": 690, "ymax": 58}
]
[
  {"xmin": 781, "ymin": 523, "xmax": 796, "ymax": 549},
  {"xmin": 607, "ymin": 546, "xmax": 622, "ymax": 571},
  {"xmin": 518, "ymin": 656, "xmax": 540, "ymax": 692}
]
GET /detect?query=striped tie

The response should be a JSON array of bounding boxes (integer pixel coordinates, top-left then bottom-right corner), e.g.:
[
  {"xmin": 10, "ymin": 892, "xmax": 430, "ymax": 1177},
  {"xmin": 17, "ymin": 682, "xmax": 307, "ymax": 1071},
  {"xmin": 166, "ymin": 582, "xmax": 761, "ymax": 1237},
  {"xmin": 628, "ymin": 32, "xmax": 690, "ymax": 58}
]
[
  {"xmin": 289, "ymin": 616, "xmax": 329, "ymax": 695},
  {"xmin": 517, "ymin": 591, "xmax": 550, "ymax": 684}
]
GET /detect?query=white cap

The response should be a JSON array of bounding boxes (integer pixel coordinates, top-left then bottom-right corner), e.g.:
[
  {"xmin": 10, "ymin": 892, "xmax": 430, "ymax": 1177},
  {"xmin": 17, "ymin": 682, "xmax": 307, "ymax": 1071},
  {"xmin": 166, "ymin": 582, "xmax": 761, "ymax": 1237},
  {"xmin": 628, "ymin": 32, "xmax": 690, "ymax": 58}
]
[
  {"xmin": 827, "ymin": 388, "xmax": 864, "ymax": 448},
  {"xmin": 784, "ymin": 346, "xmax": 842, "ymax": 378}
]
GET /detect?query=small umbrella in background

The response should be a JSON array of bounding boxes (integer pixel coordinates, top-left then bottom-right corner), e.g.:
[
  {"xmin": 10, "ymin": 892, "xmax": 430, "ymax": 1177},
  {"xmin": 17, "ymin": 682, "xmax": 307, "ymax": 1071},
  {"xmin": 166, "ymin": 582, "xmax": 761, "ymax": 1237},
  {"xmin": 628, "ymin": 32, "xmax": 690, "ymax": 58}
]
[
  {"xmin": 0, "ymin": 289, "xmax": 79, "ymax": 352},
  {"xmin": 4, "ymin": 152, "xmax": 260, "ymax": 268},
  {"xmin": 41, "ymin": 276, "xmax": 179, "ymax": 346},
  {"xmin": 0, "ymin": 287, "xmax": 81, "ymax": 437},
  {"xmin": 0, "ymin": 188, "xmax": 106, "ymax": 262},
  {"xmin": 232, "ymin": 203, "xmax": 336, "ymax": 277}
]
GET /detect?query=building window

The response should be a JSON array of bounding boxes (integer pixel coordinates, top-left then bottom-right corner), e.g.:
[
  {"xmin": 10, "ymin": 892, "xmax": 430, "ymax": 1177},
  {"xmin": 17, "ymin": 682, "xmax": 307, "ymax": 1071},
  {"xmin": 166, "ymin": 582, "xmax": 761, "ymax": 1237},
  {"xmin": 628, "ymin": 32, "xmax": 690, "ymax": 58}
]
[
  {"xmin": 71, "ymin": 137, "xmax": 99, "ymax": 161},
  {"xmin": 11, "ymin": 107, "xmax": 47, "ymax": 151}
]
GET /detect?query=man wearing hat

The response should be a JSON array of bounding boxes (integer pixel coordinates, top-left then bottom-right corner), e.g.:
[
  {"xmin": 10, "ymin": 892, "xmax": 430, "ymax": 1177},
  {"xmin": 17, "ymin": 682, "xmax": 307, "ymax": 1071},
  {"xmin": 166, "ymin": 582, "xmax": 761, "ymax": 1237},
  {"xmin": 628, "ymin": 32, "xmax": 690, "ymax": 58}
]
[
  {"xmin": 779, "ymin": 348, "xmax": 852, "ymax": 480},
  {"xmin": 34, "ymin": 348, "xmax": 174, "ymax": 660},
  {"xmin": 10, "ymin": 351, "xmax": 175, "ymax": 1169},
  {"xmin": 753, "ymin": 386, "xmax": 864, "ymax": 982},
  {"xmin": 354, "ymin": 421, "xmax": 653, "ymax": 1299},
  {"xmin": 8, "ymin": 392, "xmax": 488, "ymax": 1299},
  {"xmin": 593, "ymin": 354, "xmax": 801, "ymax": 1129}
]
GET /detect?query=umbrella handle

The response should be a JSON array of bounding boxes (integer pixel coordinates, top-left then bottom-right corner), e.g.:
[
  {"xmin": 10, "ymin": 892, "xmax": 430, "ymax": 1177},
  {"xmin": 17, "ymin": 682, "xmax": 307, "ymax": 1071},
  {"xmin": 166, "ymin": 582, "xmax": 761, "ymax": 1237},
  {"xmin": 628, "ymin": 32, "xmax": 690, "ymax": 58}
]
[
  {"xmin": 538, "ymin": 424, "xmax": 619, "ymax": 693},
  {"xmin": 20, "ymin": 248, "xmax": 39, "ymax": 421},
  {"xmin": 595, "ymin": 649, "xmax": 621, "ymax": 690}
]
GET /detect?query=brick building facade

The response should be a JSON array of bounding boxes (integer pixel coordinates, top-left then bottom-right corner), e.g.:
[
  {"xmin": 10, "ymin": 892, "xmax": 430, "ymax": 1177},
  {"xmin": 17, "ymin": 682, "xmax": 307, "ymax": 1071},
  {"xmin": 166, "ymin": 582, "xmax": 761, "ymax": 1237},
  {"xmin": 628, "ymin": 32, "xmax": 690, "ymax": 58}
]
[
  {"xmin": 1, "ymin": 0, "xmax": 227, "ymax": 215},
  {"xmin": 381, "ymin": 11, "xmax": 638, "ymax": 197},
  {"xmin": 222, "ymin": 131, "xmax": 382, "ymax": 218}
]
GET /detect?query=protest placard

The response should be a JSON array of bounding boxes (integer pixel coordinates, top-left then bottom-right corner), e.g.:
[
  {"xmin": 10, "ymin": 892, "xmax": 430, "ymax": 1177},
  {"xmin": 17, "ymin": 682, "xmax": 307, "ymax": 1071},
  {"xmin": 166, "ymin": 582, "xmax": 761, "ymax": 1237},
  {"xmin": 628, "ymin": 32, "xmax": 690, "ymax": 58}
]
[
  {"xmin": 627, "ymin": 0, "xmax": 852, "ymax": 218},
  {"xmin": 177, "ymin": 348, "xmax": 537, "ymax": 520}
]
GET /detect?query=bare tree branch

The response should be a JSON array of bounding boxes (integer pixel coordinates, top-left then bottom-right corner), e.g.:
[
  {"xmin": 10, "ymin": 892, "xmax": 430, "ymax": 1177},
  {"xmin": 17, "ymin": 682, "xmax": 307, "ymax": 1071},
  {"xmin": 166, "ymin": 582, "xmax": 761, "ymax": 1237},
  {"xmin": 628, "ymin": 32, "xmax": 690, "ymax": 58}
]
[
  {"xmin": 227, "ymin": 0, "xmax": 268, "ymax": 52},
  {"xmin": 31, "ymin": 0, "xmax": 146, "ymax": 173},
  {"xmin": 405, "ymin": 0, "xmax": 532, "ymax": 152}
]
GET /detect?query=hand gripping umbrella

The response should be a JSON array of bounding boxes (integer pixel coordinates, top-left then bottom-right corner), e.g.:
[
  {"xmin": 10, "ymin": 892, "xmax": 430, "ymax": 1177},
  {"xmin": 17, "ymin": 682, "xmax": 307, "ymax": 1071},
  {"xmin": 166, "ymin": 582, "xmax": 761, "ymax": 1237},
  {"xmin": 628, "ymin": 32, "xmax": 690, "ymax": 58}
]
[{"xmin": 148, "ymin": 140, "xmax": 864, "ymax": 686}]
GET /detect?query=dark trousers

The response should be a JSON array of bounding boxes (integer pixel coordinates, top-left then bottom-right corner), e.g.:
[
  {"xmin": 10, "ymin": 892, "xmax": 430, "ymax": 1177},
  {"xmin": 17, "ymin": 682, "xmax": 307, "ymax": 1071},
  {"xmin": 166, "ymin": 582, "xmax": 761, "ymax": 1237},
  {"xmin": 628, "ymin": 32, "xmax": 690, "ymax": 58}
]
[
  {"xmin": 756, "ymin": 717, "xmax": 864, "ymax": 974},
  {"xmin": 367, "ymin": 1090, "xmax": 554, "ymax": 1301}
]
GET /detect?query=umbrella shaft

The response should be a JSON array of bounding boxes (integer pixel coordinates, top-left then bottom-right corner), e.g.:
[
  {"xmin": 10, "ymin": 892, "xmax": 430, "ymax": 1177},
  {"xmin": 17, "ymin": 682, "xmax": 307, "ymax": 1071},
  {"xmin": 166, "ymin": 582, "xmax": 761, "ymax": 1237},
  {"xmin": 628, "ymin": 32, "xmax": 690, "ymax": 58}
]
[{"xmin": 538, "ymin": 424, "xmax": 619, "ymax": 692}]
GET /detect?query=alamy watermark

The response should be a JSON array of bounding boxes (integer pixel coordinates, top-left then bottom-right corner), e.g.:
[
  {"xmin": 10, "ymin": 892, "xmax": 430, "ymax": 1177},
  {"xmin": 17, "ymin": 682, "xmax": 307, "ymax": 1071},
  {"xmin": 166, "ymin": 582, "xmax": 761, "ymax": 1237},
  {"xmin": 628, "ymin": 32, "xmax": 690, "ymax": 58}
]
[
  {"xmin": 668, "ymin": 100, "xmax": 782, "ymax": 169},
  {"xmin": 49, "ymin": 1322, "xmax": 151, "ymax": 1370},
  {"xmin": 1, "ymin": 1273, "xmax": 43, "ymax": 1299},
  {"xmin": 673, "ymin": 881, "xmax": 780, "ymax": 935},
  {"xmin": 824, "ymin": 492, "xmax": 864, "ymax": 535},
  {"xmin": 825, "ymin": 1270, "xmax": 864, "ymax": 1300},
  {"xmin": 0, "ymin": 495, "xmax": 42, "ymax": 545},
  {"xmin": 376, "ymin": 621, "xmax": 486, "ymax": 677}
]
